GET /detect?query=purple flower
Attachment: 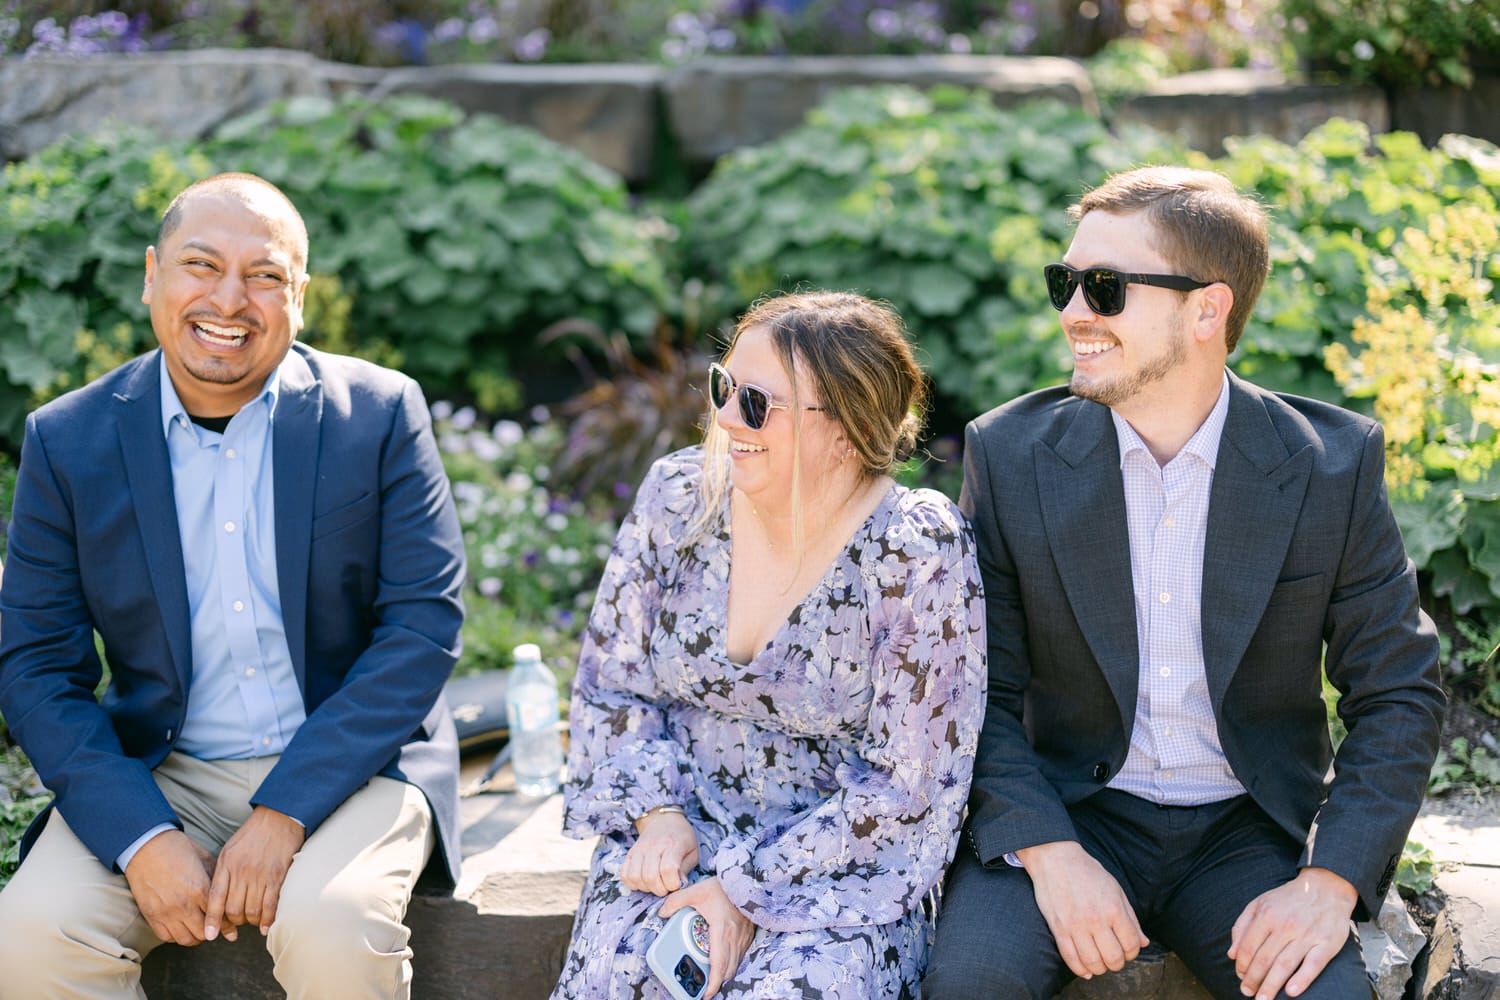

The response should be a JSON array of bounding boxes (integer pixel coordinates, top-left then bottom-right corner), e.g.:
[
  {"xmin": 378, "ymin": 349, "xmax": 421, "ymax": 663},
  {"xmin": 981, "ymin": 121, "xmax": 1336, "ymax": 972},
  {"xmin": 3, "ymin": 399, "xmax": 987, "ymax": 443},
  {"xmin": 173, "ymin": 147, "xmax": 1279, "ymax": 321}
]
[
  {"xmin": 433, "ymin": 17, "xmax": 466, "ymax": 43},
  {"xmin": 96, "ymin": 11, "xmax": 130, "ymax": 36},
  {"xmin": 668, "ymin": 11, "xmax": 704, "ymax": 37},
  {"xmin": 514, "ymin": 27, "xmax": 549, "ymax": 61},
  {"xmin": 70, "ymin": 14, "xmax": 97, "ymax": 37},
  {"xmin": 468, "ymin": 15, "xmax": 499, "ymax": 43},
  {"xmin": 708, "ymin": 27, "xmax": 736, "ymax": 50},
  {"xmin": 613, "ymin": 481, "xmax": 633, "ymax": 499},
  {"xmin": 868, "ymin": 8, "xmax": 901, "ymax": 37},
  {"xmin": 947, "ymin": 33, "xmax": 971, "ymax": 53}
]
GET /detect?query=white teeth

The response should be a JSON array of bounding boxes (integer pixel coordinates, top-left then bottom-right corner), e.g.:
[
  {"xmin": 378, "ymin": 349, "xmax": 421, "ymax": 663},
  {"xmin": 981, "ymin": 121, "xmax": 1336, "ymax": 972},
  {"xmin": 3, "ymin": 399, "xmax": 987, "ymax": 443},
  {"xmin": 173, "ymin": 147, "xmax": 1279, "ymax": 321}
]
[
  {"xmin": 195, "ymin": 322, "xmax": 248, "ymax": 347},
  {"xmin": 1074, "ymin": 340, "xmax": 1116, "ymax": 356},
  {"xmin": 731, "ymin": 441, "xmax": 766, "ymax": 453}
]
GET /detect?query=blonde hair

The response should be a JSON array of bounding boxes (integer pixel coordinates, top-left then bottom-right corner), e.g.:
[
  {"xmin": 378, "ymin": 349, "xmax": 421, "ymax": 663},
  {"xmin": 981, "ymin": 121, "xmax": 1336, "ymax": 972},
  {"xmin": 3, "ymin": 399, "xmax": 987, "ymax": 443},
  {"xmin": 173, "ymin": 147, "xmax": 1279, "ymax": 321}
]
[
  {"xmin": 1073, "ymin": 166, "xmax": 1269, "ymax": 352},
  {"xmin": 692, "ymin": 290, "xmax": 927, "ymax": 550}
]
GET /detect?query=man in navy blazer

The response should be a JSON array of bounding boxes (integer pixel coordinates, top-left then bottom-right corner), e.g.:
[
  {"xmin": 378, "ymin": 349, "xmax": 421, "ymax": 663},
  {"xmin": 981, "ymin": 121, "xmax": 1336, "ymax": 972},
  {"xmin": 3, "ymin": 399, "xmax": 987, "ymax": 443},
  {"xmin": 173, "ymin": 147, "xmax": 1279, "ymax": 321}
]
[
  {"xmin": 0, "ymin": 173, "xmax": 466, "ymax": 998},
  {"xmin": 926, "ymin": 167, "xmax": 1444, "ymax": 1000}
]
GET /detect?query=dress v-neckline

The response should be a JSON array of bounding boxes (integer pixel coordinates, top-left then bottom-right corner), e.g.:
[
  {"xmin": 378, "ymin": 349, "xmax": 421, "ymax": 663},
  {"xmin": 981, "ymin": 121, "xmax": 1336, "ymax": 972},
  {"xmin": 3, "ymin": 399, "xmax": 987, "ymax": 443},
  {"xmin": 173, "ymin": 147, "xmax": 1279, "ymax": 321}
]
[{"xmin": 718, "ymin": 483, "xmax": 899, "ymax": 668}]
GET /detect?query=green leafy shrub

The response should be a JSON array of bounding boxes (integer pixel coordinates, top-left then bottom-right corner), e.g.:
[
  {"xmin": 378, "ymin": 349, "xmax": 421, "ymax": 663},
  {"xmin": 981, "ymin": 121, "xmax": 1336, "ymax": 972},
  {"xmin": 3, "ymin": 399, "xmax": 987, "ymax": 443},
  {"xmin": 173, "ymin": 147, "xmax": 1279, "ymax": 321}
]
[
  {"xmin": 0, "ymin": 94, "xmax": 672, "ymax": 446},
  {"xmin": 683, "ymin": 86, "xmax": 1181, "ymax": 419},
  {"xmin": 1282, "ymin": 0, "xmax": 1500, "ymax": 90},
  {"xmin": 1325, "ymin": 203, "xmax": 1500, "ymax": 615},
  {"xmin": 1200, "ymin": 123, "xmax": 1500, "ymax": 408}
]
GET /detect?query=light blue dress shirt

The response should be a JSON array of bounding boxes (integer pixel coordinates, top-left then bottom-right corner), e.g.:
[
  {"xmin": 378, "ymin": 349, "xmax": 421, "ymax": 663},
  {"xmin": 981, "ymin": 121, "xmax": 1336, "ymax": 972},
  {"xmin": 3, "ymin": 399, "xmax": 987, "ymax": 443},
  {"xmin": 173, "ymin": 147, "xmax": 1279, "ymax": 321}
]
[{"xmin": 115, "ymin": 359, "xmax": 308, "ymax": 870}]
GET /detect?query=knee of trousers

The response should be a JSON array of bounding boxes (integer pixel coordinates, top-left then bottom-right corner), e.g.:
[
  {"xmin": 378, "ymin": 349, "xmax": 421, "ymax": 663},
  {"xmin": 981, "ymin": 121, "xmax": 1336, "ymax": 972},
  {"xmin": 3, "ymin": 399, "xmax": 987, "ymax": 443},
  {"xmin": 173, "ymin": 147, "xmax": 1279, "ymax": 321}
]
[
  {"xmin": 923, "ymin": 953, "xmax": 1054, "ymax": 1000},
  {"xmin": 0, "ymin": 878, "xmax": 139, "ymax": 989},
  {"xmin": 266, "ymin": 881, "xmax": 412, "ymax": 973}
]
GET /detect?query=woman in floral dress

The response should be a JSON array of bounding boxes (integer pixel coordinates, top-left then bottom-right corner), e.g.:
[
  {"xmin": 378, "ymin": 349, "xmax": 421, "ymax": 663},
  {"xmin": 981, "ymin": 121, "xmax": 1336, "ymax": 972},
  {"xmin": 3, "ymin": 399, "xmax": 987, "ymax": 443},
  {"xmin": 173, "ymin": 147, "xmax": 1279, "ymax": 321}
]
[{"xmin": 552, "ymin": 291, "xmax": 986, "ymax": 1000}]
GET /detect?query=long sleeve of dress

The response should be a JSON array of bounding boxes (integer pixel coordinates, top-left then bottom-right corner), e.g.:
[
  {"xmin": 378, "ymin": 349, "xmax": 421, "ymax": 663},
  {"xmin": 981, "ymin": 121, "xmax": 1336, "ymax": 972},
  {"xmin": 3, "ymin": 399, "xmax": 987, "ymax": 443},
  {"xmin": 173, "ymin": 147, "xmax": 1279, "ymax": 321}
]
[
  {"xmin": 714, "ymin": 499, "xmax": 986, "ymax": 932},
  {"xmin": 562, "ymin": 455, "xmax": 700, "ymax": 838}
]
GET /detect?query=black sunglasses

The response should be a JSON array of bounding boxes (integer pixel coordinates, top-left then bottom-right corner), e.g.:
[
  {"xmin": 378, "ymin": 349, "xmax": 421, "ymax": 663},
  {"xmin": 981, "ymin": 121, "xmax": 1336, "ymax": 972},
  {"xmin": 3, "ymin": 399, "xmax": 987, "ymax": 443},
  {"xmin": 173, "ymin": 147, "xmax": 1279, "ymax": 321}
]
[
  {"xmin": 708, "ymin": 363, "xmax": 823, "ymax": 431},
  {"xmin": 1044, "ymin": 263, "xmax": 1211, "ymax": 317}
]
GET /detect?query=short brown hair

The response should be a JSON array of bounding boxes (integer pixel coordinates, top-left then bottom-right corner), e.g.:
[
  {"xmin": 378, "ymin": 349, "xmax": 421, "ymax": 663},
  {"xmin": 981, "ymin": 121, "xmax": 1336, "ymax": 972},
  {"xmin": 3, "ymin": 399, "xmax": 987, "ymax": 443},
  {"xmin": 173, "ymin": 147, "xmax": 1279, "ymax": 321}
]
[{"xmin": 1073, "ymin": 166, "xmax": 1269, "ymax": 352}]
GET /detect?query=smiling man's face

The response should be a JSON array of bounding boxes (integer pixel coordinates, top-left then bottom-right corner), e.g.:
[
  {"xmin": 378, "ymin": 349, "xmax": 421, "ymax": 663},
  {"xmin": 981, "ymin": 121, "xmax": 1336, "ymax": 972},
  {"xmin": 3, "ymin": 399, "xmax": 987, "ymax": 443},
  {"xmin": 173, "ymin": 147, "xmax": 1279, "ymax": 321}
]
[{"xmin": 143, "ymin": 188, "xmax": 309, "ymax": 416}]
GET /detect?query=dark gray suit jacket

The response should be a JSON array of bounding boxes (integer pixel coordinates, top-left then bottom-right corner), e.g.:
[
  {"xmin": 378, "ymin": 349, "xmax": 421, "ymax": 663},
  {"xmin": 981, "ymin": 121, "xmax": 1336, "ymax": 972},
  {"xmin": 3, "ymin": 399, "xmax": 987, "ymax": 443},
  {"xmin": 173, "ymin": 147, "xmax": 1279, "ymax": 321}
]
[{"xmin": 960, "ymin": 371, "xmax": 1444, "ymax": 919}]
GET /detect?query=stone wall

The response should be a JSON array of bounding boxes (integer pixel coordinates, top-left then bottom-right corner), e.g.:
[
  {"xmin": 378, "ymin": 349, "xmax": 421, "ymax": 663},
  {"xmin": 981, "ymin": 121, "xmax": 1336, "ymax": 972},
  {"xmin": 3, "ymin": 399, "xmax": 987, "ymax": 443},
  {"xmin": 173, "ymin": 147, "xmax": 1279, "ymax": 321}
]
[{"xmin": 4, "ymin": 50, "xmax": 1496, "ymax": 183}]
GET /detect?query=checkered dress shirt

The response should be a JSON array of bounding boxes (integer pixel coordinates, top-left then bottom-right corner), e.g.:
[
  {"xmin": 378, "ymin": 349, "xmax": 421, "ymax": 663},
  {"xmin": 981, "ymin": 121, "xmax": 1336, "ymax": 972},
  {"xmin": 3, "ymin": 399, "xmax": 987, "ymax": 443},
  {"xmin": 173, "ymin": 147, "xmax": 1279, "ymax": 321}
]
[{"xmin": 1106, "ymin": 374, "xmax": 1246, "ymax": 806}]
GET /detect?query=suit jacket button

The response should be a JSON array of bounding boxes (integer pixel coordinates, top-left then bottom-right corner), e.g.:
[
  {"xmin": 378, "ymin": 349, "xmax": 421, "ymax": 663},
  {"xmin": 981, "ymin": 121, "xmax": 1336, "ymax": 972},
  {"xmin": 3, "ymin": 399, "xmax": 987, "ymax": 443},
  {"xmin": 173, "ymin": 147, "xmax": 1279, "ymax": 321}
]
[{"xmin": 1093, "ymin": 762, "xmax": 1109, "ymax": 782}]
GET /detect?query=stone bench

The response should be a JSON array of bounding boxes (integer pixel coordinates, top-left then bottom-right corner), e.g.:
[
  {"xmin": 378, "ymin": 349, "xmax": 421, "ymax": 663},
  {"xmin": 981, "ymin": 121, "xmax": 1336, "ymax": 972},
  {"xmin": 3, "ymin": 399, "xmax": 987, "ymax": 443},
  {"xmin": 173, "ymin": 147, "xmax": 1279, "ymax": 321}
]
[{"xmin": 140, "ymin": 751, "xmax": 1416, "ymax": 998}]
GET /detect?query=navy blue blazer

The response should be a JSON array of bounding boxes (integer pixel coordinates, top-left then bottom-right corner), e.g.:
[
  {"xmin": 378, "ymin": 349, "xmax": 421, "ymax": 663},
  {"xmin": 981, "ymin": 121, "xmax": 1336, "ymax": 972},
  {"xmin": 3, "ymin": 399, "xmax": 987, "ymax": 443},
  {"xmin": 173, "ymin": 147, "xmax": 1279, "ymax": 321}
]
[
  {"xmin": 960, "ymin": 372, "xmax": 1445, "ymax": 919},
  {"xmin": 0, "ymin": 344, "xmax": 467, "ymax": 882}
]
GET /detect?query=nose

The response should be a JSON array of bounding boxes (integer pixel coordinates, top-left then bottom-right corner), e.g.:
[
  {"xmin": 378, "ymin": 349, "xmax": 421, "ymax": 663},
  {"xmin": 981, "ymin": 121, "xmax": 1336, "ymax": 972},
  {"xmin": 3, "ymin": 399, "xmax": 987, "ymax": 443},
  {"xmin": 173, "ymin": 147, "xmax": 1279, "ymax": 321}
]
[
  {"xmin": 206, "ymin": 268, "xmax": 250, "ymax": 316},
  {"xmin": 1059, "ymin": 280, "xmax": 1098, "ymax": 325},
  {"xmin": 713, "ymin": 387, "xmax": 746, "ymax": 430}
]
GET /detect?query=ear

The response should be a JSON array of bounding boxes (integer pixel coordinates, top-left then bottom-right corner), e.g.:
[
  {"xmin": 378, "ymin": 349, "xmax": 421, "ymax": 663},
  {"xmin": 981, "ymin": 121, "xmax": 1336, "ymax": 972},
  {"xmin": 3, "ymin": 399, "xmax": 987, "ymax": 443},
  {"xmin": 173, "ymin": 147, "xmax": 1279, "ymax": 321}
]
[
  {"xmin": 142, "ymin": 246, "xmax": 157, "ymax": 306},
  {"xmin": 1193, "ymin": 282, "xmax": 1234, "ymax": 346},
  {"xmin": 289, "ymin": 272, "xmax": 310, "ymax": 334}
]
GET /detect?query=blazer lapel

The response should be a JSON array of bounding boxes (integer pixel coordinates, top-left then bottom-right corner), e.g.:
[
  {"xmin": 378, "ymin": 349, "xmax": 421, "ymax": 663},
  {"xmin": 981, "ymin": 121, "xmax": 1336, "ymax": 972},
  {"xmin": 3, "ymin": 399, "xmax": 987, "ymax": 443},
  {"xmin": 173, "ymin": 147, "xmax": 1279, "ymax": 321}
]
[
  {"xmin": 1035, "ymin": 400, "xmax": 1140, "ymax": 728},
  {"xmin": 115, "ymin": 352, "xmax": 194, "ymax": 692},
  {"xmin": 271, "ymin": 347, "xmax": 322, "ymax": 688},
  {"xmin": 1202, "ymin": 375, "xmax": 1313, "ymax": 709}
]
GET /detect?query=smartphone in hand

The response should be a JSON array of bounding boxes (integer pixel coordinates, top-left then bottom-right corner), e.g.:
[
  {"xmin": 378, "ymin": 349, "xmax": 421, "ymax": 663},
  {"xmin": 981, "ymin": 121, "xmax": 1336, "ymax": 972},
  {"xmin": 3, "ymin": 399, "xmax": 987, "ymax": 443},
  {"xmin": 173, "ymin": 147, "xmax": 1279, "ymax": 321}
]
[{"xmin": 646, "ymin": 906, "xmax": 711, "ymax": 1000}]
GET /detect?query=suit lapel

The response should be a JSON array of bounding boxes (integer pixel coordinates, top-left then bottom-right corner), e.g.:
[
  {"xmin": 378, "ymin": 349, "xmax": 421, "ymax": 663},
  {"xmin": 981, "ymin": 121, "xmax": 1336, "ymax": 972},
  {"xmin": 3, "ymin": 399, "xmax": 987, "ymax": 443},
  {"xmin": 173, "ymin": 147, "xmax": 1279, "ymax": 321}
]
[
  {"xmin": 271, "ymin": 347, "xmax": 322, "ymax": 688},
  {"xmin": 1202, "ymin": 375, "xmax": 1313, "ymax": 709},
  {"xmin": 115, "ymin": 352, "xmax": 194, "ymax": 692},
  {"xmin": 1036, "ymin": 400, "xmax": 1139, "ymax": 727}
]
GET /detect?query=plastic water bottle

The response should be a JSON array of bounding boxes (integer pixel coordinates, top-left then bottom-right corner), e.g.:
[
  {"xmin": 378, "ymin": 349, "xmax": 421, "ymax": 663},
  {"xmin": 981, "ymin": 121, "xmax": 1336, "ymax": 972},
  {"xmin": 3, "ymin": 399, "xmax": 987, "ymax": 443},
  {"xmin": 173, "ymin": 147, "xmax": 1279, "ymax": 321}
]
[{"xmin": 505, "ymin": 643, "xmax": 563, "ymax": 796}]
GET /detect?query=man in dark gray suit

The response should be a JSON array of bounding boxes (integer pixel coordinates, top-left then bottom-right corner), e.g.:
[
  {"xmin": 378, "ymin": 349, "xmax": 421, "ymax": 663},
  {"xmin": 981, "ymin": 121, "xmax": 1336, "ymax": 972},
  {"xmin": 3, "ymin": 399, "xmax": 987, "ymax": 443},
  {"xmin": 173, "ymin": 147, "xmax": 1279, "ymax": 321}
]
[{"xmin": 926, "ymin": 167, "xmax": 1444, "ymax": 1000}]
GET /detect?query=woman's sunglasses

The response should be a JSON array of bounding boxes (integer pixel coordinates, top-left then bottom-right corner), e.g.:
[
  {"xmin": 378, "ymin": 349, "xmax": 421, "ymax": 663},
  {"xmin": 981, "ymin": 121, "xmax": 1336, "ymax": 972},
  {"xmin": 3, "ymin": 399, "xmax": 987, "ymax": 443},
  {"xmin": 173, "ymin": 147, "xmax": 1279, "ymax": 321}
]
[
  {"xmin": 708, "ymin": 363, "xmax": 823, "ymax": 431},
  {"xmin": 1044, "ymin": 263, "xmax": 1210, "ymax": 317}
]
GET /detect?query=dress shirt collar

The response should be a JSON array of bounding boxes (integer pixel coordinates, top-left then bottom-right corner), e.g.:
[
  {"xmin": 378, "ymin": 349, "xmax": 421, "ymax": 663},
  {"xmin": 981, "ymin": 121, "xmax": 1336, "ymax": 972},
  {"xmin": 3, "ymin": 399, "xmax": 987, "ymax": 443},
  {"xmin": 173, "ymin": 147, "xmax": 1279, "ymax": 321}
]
[
  {"xmin": 159, "ymin": 351, "xmax": 285, "ymax": 438},
  {"xmin": 1111, "ymin": 371, "xmax": 1231, "ymax": 470}
]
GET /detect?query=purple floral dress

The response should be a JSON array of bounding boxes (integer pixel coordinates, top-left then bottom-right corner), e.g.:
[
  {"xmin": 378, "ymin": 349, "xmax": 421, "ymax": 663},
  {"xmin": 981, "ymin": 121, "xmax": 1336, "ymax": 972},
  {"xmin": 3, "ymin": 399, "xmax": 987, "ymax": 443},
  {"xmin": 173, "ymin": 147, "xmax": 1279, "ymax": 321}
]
[{"xmin": 552, "ymin": 448, "xmax": 986, "ymax": 1000}]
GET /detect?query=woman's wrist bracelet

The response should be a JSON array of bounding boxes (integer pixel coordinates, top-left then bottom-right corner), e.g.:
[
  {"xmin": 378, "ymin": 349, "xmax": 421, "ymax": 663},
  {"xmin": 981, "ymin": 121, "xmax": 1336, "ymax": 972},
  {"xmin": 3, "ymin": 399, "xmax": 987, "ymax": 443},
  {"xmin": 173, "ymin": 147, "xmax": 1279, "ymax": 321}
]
[{"xmin": 637, "ymin": 803, "xmax": 686, "ymax": 822}]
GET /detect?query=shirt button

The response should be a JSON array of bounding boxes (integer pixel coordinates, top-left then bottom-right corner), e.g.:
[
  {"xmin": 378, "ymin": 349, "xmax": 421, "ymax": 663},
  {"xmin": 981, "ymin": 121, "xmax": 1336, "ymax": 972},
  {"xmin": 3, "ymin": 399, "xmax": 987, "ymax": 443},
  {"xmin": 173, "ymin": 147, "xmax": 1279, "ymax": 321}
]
[
  {"xmin": 224, "ymin": 521, "xmax": 236, "ymax": 533},
  {"xmin": 1163, "ymin": 516, "xmax": 1175, "ymax": 528},
  {"xmin": 233, "ymin": 600, "xmax": 244, "ymax": 612},
  {"xmin": 1164, "ymin": 770, "xmax": 1175, "ymax": 780},
  {"xmin": 1159, "ymin": 592, "xmax": 1171, "ymax": 603},
  {"xmin": 1160, "ymin": 666, "xmax": 1171, "ymax": 678},
  {"xmin": 225, "ymin": 448, "xmax": 238, "ymax": 459},
  {"xmin": 244, "ymin": 667, "xmax": 256, "ymax": 678},
  {"xmin": 1164, "ymin": 727, "xmax": 1174, "ymax": 737},
  {"xmin": 261, "ymin": 736, "xmax": 272, "ymax": 746}
]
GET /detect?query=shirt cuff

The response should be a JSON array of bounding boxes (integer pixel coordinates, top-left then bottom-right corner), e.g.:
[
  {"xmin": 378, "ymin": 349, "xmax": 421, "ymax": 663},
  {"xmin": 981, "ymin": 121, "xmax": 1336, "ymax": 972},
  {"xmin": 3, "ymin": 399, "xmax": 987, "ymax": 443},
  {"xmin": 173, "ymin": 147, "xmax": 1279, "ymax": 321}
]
[
  {"xmin": 1004, "ymin": 851, "xmax": 1023, "ymax": 868},
  {"xmin": 116, "ymin": 823, "xmax": 177, "ymax": 873}
]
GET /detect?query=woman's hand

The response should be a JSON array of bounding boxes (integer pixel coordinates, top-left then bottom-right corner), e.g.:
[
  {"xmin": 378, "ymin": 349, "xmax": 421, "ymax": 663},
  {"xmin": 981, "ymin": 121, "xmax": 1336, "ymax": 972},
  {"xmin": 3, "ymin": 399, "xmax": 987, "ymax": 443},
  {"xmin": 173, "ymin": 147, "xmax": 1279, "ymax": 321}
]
[
  {"xmin": 659, "ymin": 876, "xmax": 756, "ymax": 1000},
  {"xmin": 621, "ymin": 809, "xmax": 699, "ymax": 896}
]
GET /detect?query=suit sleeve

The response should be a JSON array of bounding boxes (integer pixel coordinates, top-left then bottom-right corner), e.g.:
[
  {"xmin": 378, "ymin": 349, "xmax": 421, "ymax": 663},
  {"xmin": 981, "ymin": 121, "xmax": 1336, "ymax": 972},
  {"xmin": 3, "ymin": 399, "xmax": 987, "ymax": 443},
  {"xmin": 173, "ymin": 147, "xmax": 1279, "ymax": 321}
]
[
  {"xmin": 1302, "ymin": 421, "xmax": 1445, "ymax": 918},
  {"xmin": 0, "ymin": 414, "xmax": 182, "ymax": 867},
  {"xmin": 249, "ymin": 379, "xmax": 466, "ymax": 833},
  {"xmin": 959, "ymin": 420, "xmax": 1079, "ymax": 864}
]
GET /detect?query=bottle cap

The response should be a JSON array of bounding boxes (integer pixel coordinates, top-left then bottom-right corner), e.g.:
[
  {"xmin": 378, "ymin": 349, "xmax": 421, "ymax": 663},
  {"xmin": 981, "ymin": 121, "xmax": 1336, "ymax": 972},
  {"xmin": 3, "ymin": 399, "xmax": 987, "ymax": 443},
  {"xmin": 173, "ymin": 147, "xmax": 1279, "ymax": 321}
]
[{"xmin": 512, "ymin": 643, "xmax": 541, "ymax": 663}]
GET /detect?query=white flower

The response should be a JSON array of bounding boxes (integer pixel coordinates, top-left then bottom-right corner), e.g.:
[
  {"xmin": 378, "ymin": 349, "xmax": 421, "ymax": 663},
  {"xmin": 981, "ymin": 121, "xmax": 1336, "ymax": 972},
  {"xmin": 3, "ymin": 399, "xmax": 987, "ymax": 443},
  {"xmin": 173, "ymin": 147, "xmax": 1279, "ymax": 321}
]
[
  {"xmin": 431, "ymin": 400, "xmax": 454, "ymax": 420},
  {"xmin": 545, "ymin": 512, "xmax": 568, "ymax": 531},
  {"xmin": 452, "ymin": 406, "xmax": 477, "ymax": 430},
  {"xmin": 493, "ymin": 420, "xmax": 524, "ymax": 446},
  {"xmin": 478, "ymin": 577, "xmax": 502, "ymax": 597},
  {"xmin": 1353, "ymin": 39, "xmax": 1375, "ymax": 60}
]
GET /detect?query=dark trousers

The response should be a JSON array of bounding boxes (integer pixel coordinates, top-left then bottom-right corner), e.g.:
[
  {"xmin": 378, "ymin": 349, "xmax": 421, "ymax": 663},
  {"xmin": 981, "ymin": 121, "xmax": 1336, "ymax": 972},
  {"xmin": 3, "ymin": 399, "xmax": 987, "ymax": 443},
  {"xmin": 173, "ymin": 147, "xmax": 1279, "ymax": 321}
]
[{"xmin": 924, "ymin": 790, "xmax": 1372, "ymax": 1000}]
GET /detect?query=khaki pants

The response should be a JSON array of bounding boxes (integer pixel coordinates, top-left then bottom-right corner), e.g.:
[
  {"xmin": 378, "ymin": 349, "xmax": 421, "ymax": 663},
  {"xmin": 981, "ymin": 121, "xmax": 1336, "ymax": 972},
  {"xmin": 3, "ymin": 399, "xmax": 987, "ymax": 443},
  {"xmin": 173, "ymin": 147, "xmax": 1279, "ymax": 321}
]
[{"xmin": 0, "ymin": 752, "xmax": 435, "ymax": 1000}]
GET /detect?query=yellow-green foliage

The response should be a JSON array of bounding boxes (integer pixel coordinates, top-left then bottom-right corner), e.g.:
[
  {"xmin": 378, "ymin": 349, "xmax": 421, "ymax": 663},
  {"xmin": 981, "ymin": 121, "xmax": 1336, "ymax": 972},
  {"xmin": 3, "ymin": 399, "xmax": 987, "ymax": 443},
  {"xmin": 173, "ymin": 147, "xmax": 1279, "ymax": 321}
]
[{"xmin": 1327, "ymin": 204, "xmax": 1500, "ymax": 613}]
